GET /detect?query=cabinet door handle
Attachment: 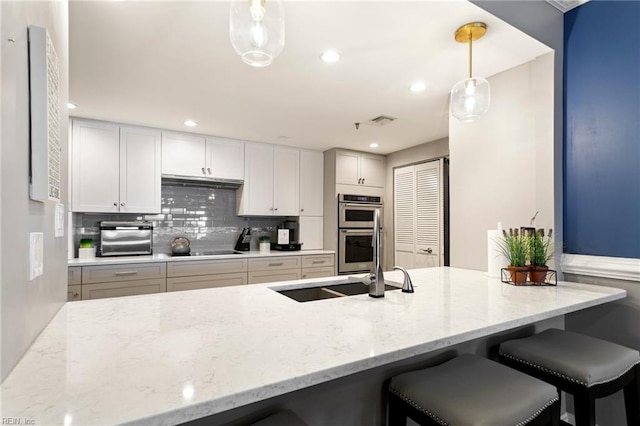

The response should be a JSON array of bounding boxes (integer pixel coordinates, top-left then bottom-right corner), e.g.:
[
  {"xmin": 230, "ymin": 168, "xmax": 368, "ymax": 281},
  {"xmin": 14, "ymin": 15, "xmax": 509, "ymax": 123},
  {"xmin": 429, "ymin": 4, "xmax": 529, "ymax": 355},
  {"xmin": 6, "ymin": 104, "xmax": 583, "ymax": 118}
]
[
  {"xmin": 114, "ymin": 271, "xmax": 139, "ymax": 276},
  {"xmin": 268, "ymin": 262, "xmax": 284, "ymax": 267},
  {"xmin": 301, "ymin": 208, "xmax": 305, "ymax": 212},
  {"xmin": 201, "ymin": 167, "xmax": 206, "ymax": 175},
  {"xmin": 358, "ymin": 178, "xmax": 362, "ymax": 184},
  {"xmin": 207, "ymin": 167, "xmax": 212, "ymax": 175},
  {"xmin": 120, "ymin": 202, "xmax": 125, "ymax": 206},
  {"xmin": 274, "ymin": 207, "xmax": 278, "ymax": 211},
  {"xmin": 362, "ymin": 178, "xmax": 365, "ymax": 184},
  {"xmin": 419, "ymin": 248, "xmax": 433, "ymax": 254},
  {"xmin": 312, "ymin": 260, "xmax": 325, "ymax": 264},
  {"xmin": 113, "ymin": 202, "xmax": 118, "ymax": 206}
]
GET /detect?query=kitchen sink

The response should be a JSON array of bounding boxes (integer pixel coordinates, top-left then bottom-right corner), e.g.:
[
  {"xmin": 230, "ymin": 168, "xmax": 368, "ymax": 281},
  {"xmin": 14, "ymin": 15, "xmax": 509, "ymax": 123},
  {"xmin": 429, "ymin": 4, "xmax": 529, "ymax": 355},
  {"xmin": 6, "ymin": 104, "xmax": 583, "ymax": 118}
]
[{"xmin": 275, "ymin": 279, "xmax": 402, "ymax": 303}]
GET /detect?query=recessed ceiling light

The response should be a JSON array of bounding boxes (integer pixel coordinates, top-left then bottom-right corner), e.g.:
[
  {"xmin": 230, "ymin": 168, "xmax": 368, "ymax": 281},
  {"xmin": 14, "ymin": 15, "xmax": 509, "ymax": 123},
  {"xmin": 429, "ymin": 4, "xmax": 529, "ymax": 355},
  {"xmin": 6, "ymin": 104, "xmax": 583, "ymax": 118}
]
[
  {"xmin": 409, "ymin": 81, "xmax": 426, "ymax": 93},
  {"xmin": 369, "ymin": 142, "xmax": 379, "ymax": 148},
  {"xmin": 320, "ymin": 50, "xmax": 341, "ymax": 63},
  {"xmin": 184, "ymin": 120, "xmax": 197, "ymax": 127},
  {"xmin": 67, "ymin": 103, "xmax": 77, "ymax": 109}
]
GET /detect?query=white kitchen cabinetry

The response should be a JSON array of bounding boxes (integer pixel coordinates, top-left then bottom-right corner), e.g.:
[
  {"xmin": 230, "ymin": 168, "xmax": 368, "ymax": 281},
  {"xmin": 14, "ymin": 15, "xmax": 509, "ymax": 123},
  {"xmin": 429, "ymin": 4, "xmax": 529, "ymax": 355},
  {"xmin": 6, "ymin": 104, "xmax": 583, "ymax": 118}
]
[
  {"xmin": 80, "ymin": 263, "xmax": 167, "ymax": 300},
  {"xmin": 166, "ymin": 258, "xmax": 248, "ymax": 292},
  {"xmin": 161, "ymin": 132, "xmax": 206, "ymax": 177},
  {"xmin": 299, "ymin": 216, "xmax": 323, "ymax": 250},
  {"xmin": 161, "ymin": 133, "xmax": 244, "ymax": 181},
  {"xmin": 238, "ymin": 143, "xmax": 299, "ymax": 216},
  {"xmin": 335, "ymin": 150, "xmax": 385, "ymax": 188},
  {"xmin": 247, "ymin": 256, "xmax": 302, "ymax": 284},
  {"xmin": 71, "ymin": 119, "xmax": 161, "ymax": 213},
  {"xmin": 299, "ymin": 150, "xmax": 323, "ymax": 216}
]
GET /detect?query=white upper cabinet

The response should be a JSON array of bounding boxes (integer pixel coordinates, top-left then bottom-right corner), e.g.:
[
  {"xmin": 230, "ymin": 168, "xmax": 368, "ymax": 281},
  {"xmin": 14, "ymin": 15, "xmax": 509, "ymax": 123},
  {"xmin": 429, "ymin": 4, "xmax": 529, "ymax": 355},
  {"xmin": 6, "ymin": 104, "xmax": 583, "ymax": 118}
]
[
  {"xmin": 335, "ymin": 150, "xmax": 385, "ymax": 187},
  {"xmin": 299, "ymin": 150, "xmax": 323, "ymax": 216},
  {"xmin": 161, "ymin": 133, "xmax": 245, "ymax": 181},
  {"xmin": 161, "ymin": 132, "xmax": 207, "ymax": 177},
  {"xmin": 71, "ymin": 119, "xmax": 161, "ymax": 213},
  {"xmin": 238, "ymin": 143, "xmax": 300, "ymax": 216},
  {"xmin": 205, "ymin": 137, "xmax": 244, "ymax": 181}
]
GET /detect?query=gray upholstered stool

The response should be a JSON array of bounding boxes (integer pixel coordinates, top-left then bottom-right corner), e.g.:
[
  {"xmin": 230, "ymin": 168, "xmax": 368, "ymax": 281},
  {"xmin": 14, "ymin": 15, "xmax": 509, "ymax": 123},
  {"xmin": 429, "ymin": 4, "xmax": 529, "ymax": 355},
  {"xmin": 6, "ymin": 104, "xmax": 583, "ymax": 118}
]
[
  {"xmin": 388, "ymin": 354, "xmax": 560, "ymax": 425},
  {"xmin": 250, "ymin": 410, "xmax": 307, "ymax": 426},
  {"xmin": 499, "ymin": 328, "xmax": 640, "ymax": 426}
]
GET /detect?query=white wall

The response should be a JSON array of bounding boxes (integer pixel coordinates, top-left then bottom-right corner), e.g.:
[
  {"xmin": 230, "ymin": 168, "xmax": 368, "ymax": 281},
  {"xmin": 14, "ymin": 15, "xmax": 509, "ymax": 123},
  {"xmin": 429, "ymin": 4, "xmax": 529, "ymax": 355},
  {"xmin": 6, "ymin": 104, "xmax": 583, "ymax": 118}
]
[
  {"xmin": 383, "ymin": 138, "xmax": 449, "ymax": 270},
  {"xmin": 1, "ymin": 1, "xmax": 69, "ymax": 381},
  {"xmin": 449, "ymin": 53, "xmax": 554, "ymax": 271}
]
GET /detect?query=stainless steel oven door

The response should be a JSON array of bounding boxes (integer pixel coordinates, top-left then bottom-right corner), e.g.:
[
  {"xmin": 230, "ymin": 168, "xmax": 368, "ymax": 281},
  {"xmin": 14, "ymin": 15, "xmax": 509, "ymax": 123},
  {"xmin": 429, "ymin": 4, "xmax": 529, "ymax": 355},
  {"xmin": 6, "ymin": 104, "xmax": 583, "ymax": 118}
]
[
  {"xmin": 338, "ymin": 228, "xmax": 374, "ymax": 274},
  {"xmin": 338, "ymin": 203, "xmax": 382, "ymax": 228}
]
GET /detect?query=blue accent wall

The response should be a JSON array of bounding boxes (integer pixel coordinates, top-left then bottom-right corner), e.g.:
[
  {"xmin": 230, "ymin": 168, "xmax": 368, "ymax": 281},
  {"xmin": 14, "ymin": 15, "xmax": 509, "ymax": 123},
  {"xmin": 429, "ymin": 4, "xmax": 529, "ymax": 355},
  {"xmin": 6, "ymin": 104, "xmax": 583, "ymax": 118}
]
[{"xmin": 564, "ymin": 1, "xmax": 640, "ymax": 258}]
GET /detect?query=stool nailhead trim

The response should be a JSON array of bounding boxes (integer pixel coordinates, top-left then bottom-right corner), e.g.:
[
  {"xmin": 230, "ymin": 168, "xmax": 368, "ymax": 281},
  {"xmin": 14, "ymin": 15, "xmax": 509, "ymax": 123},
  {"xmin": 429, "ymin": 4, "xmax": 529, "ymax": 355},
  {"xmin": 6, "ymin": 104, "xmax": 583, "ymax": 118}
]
[
  {"xmin": 389, "ymin": 387, "xmax": 450, "ymax": 426},
  {"xmin": 500, "ymin": 352, "xmax": 640, "ymax": 388},
  {"xmin": 389, "ymin": 386, "xmax": 558, "ymax": 426}
]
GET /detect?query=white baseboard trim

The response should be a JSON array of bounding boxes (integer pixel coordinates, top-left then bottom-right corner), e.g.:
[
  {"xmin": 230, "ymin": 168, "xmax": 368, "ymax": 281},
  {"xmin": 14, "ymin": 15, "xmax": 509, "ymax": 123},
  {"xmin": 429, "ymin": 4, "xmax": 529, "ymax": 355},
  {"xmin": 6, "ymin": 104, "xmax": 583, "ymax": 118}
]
[{"xmin": 561, "ymin": 254, "xmax": 640, "ymax": 282}]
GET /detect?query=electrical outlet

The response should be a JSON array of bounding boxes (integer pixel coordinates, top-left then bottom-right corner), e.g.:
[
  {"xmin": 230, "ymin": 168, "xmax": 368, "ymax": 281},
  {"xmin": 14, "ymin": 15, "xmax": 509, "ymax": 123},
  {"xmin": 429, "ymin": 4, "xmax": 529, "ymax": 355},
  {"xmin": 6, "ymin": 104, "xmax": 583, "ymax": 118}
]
[{"xmin": 30, "ymin": 232, "xmax": 44, "ymax": 280}]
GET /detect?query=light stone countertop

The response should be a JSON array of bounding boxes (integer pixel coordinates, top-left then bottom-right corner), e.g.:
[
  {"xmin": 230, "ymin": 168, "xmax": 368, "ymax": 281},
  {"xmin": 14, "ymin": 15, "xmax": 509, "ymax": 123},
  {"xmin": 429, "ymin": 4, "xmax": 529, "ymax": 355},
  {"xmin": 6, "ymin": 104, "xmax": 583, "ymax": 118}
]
[
  {"xmin": 67, "ymin": 249, "xmax": 336, "ymax": 267},
  {"xmin": 0, "ymin": 267, "xmax": 626, "ymax": 425}
]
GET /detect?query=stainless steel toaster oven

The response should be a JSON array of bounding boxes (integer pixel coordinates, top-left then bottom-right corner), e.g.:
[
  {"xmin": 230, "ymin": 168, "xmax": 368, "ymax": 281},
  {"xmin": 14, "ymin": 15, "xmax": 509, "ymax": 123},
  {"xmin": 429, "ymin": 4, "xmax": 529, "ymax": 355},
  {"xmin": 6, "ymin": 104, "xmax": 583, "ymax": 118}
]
[{"xmin": 99, "ymin": 221, "xmax": 153, "ymax": 256}]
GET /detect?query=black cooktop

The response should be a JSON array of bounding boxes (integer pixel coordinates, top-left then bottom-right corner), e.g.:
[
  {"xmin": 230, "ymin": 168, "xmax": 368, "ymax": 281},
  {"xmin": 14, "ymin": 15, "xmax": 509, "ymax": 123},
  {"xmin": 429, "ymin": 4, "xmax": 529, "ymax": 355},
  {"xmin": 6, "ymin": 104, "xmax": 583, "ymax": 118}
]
[{"xmin": 172, "ymin": 250, "xmax": 241, "ymax": 257}]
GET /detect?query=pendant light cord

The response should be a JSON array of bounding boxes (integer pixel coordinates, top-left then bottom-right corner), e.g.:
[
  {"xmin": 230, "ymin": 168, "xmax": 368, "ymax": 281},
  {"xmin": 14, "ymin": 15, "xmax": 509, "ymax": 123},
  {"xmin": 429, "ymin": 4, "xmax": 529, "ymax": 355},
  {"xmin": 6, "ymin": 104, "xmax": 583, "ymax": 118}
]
[{"xmin": 468, "ymin": 30, "xmax": 473, "ymax": 78}]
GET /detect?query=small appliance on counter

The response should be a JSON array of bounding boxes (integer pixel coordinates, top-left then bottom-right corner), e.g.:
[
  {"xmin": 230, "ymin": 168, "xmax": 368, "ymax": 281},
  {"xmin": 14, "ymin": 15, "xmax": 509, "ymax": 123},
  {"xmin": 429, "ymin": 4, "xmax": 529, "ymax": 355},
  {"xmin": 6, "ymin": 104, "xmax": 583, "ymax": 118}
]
[
  {"xmin": 234, "ymin": 227, "xmax": 252, "ymax": 251},
  {"xmin": 272, "ymin": 220, "xmax": 302, "ymax": 251},
  {"xmin": 99, "ymin": 221, "xmax": 153, "ymax": 257}
]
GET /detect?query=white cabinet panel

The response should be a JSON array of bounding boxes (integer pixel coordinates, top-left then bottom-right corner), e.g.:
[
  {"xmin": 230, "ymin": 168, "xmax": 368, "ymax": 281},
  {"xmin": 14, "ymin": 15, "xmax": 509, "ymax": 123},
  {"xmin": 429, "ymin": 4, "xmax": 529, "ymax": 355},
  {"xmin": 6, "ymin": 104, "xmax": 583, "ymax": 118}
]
[
  {"xmin": 335, "ymin": 150, "xmax": 385, "ymax": 188},
  {"xmin": 71, "ymin": 120, "xmax": 120, "ymax": 212},
  {"xmin": 161, "ymin": 132, "xmax": 207, "ymax": 177},
  {"xmin": 335, "ymin": 150, "xmax": 360, "ymax": 185},
  {"xmin": 119, "ymin": 126, "xmax": 161, "ymax": 213},
  {"xmin": 206, "ymin": 137, "xmax": 244, "ymax": 181},
  {"xmin": 273, "ymin": 147, "xmax": 300, "ymax": 216},
  {"xmin": 299, "ymin": 216, "xmax": 323, "ymax": 250},
  {"xmin": 300, "ymin": 150, "xmax": 323, "ymax": 216},
  {"xmin": 301, "ymin": 266, "xmax": 334, "ymax": 280},
  {"xmin": 360, "ymin": 154, "xmax": 385, "ymax": 187},
  {"xmin": 167, "ymin": 273, "xmax": 247, "ymax": 292},
  {"xmin": 82, "ymin": 278, "xmax": 166, "ymax": 300},
  {"xmin": 248, "ymin": 269, "xmax": 301, "ymax": 284},
  {"xmin": 238, "ymin": 144, "xmax": 301, "ymax": 216}
]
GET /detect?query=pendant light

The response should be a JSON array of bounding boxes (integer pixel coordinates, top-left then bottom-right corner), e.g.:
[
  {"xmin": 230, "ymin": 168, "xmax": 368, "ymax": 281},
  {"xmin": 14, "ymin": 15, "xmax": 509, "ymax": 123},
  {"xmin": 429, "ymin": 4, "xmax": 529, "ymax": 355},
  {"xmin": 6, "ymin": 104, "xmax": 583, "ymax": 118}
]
[
  {"xmin": 229, "ymin": 0, "xmax": 285, "ymax": 68},
  {"xmin": 450, "ymin": 22, "xmax": 490, "ymax": 122}
]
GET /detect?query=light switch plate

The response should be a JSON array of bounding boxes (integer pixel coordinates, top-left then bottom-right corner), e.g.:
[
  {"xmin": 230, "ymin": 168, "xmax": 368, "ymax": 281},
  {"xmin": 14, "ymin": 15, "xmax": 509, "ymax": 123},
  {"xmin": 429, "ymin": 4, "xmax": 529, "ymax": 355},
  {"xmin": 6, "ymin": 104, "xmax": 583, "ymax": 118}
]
[
  {"xmin": 30, "ymin": 232, "xmax": 44, "ymax": 280},
  {"xmin": 54, "ymin": 203, "xmax": 64, "ymax": 237}
]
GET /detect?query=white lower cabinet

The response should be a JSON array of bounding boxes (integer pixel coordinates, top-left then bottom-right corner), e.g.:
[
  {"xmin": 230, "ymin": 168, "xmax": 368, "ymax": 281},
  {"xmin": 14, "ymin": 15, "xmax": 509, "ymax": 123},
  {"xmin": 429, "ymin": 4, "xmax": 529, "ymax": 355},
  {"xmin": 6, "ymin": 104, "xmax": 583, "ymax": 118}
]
[
  {"xmin": 69, "ymin": 253, "xmax": 335, "ymax": 299},
  {"xmin": 82, "ymin": 279, "xmax": 167, "ymax": 300},
  {"xmin": 167, "ymin": 273, "xmax": 247, "ymax": 292},
  {"xmin": 166, "ymin": 259, "xmax": 248, "ymax": 292}
]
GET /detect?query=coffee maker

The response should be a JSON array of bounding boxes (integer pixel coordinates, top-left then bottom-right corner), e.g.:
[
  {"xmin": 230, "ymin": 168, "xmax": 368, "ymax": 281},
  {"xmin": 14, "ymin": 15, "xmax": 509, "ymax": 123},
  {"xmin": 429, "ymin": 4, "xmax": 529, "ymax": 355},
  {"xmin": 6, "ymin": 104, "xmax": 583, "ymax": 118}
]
[{"xmin": 272, "ymin": 220, "xmax": 301, "ymax": 251}]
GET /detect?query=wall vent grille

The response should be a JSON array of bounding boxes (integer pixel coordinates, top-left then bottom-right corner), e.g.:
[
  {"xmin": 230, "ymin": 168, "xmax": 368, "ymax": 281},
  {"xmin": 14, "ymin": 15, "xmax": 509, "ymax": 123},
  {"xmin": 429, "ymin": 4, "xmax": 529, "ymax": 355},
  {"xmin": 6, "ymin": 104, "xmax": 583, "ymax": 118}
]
[{"xmin": 367, "ymin": 115, "xmax": 397, "ymax": 127}]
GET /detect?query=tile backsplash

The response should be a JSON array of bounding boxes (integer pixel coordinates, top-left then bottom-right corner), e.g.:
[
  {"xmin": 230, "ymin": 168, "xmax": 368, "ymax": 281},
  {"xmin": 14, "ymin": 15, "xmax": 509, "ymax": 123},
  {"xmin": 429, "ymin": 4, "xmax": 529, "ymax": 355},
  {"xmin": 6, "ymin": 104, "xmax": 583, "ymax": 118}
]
[{"xmin": 73, "ymin": 185, "xmax": 287, "ymax": 256}]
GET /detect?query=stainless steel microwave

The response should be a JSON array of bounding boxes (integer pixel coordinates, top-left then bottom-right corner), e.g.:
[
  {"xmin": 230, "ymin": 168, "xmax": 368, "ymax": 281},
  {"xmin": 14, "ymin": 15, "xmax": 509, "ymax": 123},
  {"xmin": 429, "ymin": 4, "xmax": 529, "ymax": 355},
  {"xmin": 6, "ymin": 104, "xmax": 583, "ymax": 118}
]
[{"xmin": 99, "ymin": 221, "xmax": 153, "ymax": 256}]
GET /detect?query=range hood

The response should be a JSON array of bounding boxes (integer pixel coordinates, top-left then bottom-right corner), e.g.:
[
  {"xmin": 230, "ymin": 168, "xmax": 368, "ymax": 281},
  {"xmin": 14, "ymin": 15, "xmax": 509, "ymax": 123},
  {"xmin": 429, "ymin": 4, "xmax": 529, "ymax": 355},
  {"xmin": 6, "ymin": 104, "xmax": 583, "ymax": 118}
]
[{"xmin": 161, "ymin": 174, "xmax": 243, "ymax": 189}]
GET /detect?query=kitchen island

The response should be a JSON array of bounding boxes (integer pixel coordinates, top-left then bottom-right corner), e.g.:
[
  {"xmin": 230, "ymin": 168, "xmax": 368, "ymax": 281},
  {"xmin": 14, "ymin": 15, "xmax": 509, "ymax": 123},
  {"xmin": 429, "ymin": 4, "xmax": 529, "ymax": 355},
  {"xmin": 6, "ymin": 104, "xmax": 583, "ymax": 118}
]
[{"xmin": 0, "ymin": 267, "xmax": 626, "ymax": 425}]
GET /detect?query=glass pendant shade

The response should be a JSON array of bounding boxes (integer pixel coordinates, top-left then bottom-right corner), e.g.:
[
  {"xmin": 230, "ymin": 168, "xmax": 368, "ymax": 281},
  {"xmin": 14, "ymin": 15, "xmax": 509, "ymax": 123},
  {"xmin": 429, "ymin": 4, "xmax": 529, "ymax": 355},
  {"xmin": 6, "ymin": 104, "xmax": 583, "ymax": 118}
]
[
  {"xmin": 229, "ymin": 0, "xmax": 285, "ymax": 67},
  {"xmin": 450, "ymin": 77, "xmax": 490, "ymax": 122}
]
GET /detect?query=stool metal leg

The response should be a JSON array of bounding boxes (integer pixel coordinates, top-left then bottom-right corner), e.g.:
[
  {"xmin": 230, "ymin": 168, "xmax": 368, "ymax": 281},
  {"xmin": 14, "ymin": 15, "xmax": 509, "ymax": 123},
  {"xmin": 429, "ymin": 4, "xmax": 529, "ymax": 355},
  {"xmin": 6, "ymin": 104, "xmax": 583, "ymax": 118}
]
[{"xmin": 623, "ymin": 365, "xmax": 640, "ymax": 426}]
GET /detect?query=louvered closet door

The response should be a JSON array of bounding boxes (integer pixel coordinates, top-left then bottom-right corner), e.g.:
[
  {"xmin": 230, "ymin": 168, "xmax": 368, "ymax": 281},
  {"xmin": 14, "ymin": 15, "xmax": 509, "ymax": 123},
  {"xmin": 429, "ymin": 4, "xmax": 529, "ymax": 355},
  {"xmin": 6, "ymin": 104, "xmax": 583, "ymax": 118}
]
[
  {"xmin": 415, "ymin": 160, "xmax": 443, "ymax": 268},
  {"xmin": 394, "ymin": 166, "xmax": 416, "ymax": 268},
  {"xmin": 393, "ymin": 160, "xmax": 443, "ymax": 269}
]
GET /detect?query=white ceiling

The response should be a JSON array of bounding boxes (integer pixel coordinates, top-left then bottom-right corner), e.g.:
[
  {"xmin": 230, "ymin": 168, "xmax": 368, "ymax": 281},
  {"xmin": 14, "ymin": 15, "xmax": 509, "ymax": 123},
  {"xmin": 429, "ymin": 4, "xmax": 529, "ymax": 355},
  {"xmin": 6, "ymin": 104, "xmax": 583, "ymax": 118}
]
[{"xmin": 69, "ymin": 1, "xmax": 553, "ymax": 155}]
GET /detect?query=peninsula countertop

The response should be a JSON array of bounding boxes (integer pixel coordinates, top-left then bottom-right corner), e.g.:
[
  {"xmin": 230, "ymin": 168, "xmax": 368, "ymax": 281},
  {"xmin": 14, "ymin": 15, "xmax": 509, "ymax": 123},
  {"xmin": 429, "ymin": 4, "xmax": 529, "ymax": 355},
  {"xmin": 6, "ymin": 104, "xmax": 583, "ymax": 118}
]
[{"xmin": 0, "ymin": 267, "xmax": 626, "ymax": 425}]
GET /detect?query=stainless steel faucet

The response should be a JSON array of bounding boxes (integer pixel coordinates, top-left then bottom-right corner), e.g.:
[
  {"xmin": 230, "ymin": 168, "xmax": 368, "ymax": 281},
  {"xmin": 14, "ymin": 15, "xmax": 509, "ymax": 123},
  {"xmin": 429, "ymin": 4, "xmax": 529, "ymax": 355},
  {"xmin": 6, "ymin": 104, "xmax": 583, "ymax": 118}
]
[
  {"xmin": 393, "ymin": 266, "xmax": 414, "ymax": 293},
  {"xmin": 368, "ymin": 208, "xmax": 385, "ymax": 298}
]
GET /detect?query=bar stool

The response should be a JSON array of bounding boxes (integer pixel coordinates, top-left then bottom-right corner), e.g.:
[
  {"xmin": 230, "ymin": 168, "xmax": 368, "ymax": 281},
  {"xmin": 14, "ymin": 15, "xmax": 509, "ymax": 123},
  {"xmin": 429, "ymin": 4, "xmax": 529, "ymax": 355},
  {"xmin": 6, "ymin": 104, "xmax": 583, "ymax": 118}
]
[
  {"xmin": 388, "ymin": 354, "xmax": 560, "ymax": 425},
  {"xmin": 250, "ymin": 410, "xmax": 307, "ymax": 426},
  {"xmin": 499, "ymin": 328, "xmax": 640, "ymax": 426}
]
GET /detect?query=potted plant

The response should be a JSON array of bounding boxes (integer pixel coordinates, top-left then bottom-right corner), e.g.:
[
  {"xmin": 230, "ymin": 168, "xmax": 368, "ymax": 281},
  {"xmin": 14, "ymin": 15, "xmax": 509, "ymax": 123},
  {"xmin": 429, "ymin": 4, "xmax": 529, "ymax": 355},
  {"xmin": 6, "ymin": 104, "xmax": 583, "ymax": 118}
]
[
  {"xmin": 497, "ymin": 228, "xmax": 528, "ymax": 284},
  {"xmin": 527, "ymin": 228, "xmax": 554, "ymax": 283},
  {"xmin": 259, "ymin": 235, "xmax": 271, "ymax": 254}
]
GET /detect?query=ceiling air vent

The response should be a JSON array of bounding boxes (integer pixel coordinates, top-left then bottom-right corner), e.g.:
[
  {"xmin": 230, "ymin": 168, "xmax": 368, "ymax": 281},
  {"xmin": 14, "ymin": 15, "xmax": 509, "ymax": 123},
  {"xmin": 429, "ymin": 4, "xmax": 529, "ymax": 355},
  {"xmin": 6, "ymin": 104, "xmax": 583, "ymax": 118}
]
[
  {"xmin": 367, "ymin": 115, "xmax": 397, "ymax": 127},
  {"xmin": 545, "ymin": 0, "xmax": 589, "ymax": 13}
]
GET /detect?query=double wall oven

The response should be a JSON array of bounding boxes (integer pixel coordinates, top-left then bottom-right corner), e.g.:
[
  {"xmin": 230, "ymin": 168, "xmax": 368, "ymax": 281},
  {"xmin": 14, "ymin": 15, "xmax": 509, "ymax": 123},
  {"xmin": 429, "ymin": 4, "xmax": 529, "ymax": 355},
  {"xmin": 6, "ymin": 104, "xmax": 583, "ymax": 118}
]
[{"xmin": 338, "ymin": 194, "xmax": 383, "ymax": 274}]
